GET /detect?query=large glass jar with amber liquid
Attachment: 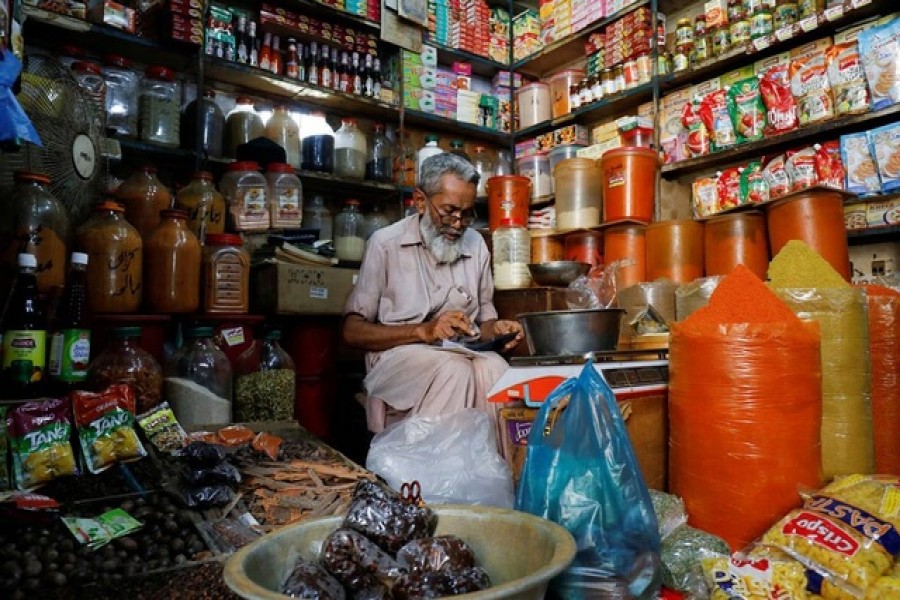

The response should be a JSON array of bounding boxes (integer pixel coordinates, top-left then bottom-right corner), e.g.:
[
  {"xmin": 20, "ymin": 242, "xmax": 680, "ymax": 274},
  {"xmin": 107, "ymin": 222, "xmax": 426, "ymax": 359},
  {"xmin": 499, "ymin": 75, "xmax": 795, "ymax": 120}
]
[{"xmin": 175, "ymin": 171, "xmax": 225, "ymax": 242}]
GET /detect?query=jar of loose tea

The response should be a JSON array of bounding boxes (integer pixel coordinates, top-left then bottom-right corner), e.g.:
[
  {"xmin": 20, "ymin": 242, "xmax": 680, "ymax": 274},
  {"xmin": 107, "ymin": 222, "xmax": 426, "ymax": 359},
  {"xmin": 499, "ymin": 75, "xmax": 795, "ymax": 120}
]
[
  {"xmin": 87, "ymin": 326, "xmax": 163, "ymax": 414},
  {"xmin": 202, "ymin": 233, "xmax": 249, "ymax": 314},
  {"xmin": 165, "ymin": 326, "xmax": 232, "ymax": 426},
  {"xmin": 76, "ymin": 200, "xmax": 142, "ymax": 314},
  {"xmin": 234, "ymin": 329, "xmax": 296, "ymax": 422}
]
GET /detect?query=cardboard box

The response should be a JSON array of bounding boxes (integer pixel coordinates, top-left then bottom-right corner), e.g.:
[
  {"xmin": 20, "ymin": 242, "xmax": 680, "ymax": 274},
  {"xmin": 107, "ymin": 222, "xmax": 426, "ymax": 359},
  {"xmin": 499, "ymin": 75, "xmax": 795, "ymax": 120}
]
[{"xmin": 253, "ymin": 263, "xmax": 358, "ymax": 315}]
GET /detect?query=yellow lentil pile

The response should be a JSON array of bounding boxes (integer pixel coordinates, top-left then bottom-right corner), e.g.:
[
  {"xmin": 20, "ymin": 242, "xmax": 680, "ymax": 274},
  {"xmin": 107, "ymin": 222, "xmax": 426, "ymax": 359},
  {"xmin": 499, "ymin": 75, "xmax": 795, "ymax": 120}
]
[{"xmin": 768, "ymin": 240, "xmax": 849, "ymax": 289}]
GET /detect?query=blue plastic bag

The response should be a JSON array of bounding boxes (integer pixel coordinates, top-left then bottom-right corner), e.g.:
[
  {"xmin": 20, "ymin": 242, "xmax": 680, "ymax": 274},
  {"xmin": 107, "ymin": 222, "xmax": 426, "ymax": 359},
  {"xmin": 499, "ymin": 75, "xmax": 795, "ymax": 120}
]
[
  {"xmin": 0, "ymin": 49, "xmax": 41, "ymax": 147},
  {"xmin": 515, "ymin": 360, "xmax": 661, "ymax": 599}
]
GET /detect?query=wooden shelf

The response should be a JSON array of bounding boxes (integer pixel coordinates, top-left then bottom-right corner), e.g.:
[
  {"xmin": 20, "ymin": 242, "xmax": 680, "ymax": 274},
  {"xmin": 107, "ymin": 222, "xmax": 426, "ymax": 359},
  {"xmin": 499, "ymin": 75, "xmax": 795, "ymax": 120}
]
[
  {"xmin": 428, "ymin": 42, "xmax": 510, "ymax": 79},
  {"xmin": 693, "ymin": 186, "xmax": 856, "ymax": 221},
  {"xmin": 661, "ymin": 103, "xmax": 900, "ymax": 178},
  {"xmin": 283, "ymin": 0, "xmax": 381, "ymax": 32},
  {"xmin": 513, "ymin": 0, "xmax": 650, "ymax": 78},
  {"xmin": 514, "ymin": 82, "xmax": 654, "ymax": 140},
  {"xmin": 117, "ymin": 138, "xmax": 196, "ymax": 163},
  {"xmin": 662, "ymin": 0, "xmax": 893, "ymax": 93},
  {"xmin": 404, "ymin": 109, "xmax": 508, "ymax": 145}
]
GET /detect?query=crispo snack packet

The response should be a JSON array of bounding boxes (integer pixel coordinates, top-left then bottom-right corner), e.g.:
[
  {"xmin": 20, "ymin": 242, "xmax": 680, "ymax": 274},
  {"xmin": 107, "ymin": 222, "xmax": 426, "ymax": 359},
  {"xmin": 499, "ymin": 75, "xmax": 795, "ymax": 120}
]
[
  {"xmin": 703, "ymin": 543, "xmax": 809, "ymax": 600},
  {"xmin": 72, "ymin": 384, "xmax": 147, "ymax": 474},
  {"xmin": 137, "ymin": 402, "xmax": 187, "ymax": 453},
  {"xmin": 761, "ymin": 474, "xmax": 900, "ymax": 599},
  {"xmin": 8, "ymin": 398, "xmax": 79, "ymax": 489}
]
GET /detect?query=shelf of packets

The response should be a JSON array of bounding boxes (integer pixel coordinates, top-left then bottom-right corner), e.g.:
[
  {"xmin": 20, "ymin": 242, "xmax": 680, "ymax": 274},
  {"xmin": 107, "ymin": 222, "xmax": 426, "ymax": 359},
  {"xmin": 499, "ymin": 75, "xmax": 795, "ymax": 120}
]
[
  {"xmin": 659, "ymin": 13, "xmax": 900, "ymax": 175},
  {"xmin": 401, "ymin": 45, "xmax": 514, "ymax": 131},
  {"xmin": 425, "ymin": 0, "xmax": 510, "ymax": 65}
]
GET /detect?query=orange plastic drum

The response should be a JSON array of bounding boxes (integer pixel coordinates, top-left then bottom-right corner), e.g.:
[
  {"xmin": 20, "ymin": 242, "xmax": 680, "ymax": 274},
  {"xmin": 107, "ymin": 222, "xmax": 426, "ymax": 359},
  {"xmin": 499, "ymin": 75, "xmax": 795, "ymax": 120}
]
[
  {"xmin": 600, "ymin": 147, "xmax": 659, "ymax": 223},
  {"xmin": 604, "ymin": 224, "xmax": 646, "ymax": 288},
  {"xmin": 646, "ymin": 220, "xmax": 704, "ymax": 283},
  {"xmin": 531, "ymin": 233, "xmax": 565, "ymax": 263},
  {"xmin": 564, "ymin": 231, "xmax": 603, "ymax": 267},
  {"xmin": 704, "ymin": 212, "xmax": 769, "ymax": 279},
  {"xmin": 765, "ymin": 189, "xmax": 851, "ymax": 281},
  {"xmin": 486, "ymin": 175, "xmax": 531, "ymax": 232}
]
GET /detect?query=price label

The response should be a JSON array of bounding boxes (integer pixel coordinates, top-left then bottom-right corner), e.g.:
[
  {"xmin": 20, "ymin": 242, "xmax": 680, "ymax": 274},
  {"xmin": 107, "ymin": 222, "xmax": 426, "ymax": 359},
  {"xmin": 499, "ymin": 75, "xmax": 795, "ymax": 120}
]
[
  {"xmin": 221, "ymin": 326, "xmax": 245, "ymax": 347},
  {"xmin": 775, "ymin": 26, "xmax": 794, "ymax": 42},
  {"xmin": 752, "ymin": 36, "xmax": 772, "ymax": 52},
  {"xmin": 850, "ymin": 0, "xmax": 871, "ymax": 9},
  {"xmin": 799, "ymin": 15, "xmax": 819, "ymax": 32},
  {"xmin": 825, "ymin": 5, "xmax": 844, "ymax": 21}
]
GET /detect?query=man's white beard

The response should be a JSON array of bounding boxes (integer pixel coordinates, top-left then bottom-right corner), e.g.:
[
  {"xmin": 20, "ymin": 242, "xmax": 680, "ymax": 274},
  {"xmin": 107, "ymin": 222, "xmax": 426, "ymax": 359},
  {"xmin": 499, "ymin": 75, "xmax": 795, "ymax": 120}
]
[{"xmin": 420, "ymin": 211, "xmax": 463, "ymax": 264}]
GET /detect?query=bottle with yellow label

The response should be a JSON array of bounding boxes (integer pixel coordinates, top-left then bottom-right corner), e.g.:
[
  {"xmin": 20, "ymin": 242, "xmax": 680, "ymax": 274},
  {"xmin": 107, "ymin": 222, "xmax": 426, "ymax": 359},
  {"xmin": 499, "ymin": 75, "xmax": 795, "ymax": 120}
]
[{"xmin": 1, "ymin": 253, "xmax": 48, "ymax": 399}]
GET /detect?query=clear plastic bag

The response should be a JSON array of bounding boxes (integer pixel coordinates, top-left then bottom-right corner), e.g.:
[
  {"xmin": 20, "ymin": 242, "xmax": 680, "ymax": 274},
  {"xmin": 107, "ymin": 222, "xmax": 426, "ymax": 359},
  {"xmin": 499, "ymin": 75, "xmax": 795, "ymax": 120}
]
[
  {"xmin": 342, "ymin": 480, "xmax": 436, "ymax": 555},
  {"xmin": 566, "ymin": 260, "xmax": 629, "ymax": 309},
  {"xmin": 396, "ymin": 535, "xmax": 476, "ymax": 574},
  {"xmin": 515, "ymin": 360, "xmax": 661, "ymax": 599},
  {"xmin": 365, "ymin": 409, "xmax": 515, "ymax": 509},
  {"xmin": 320, "ymin": 528, "xmax": 404, "ymax": 591}
]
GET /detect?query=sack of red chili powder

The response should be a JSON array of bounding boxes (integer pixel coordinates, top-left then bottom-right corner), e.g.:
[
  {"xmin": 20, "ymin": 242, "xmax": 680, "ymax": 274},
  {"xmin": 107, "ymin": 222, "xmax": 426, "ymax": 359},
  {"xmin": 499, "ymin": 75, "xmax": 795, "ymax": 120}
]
[{"xmin": 668, "ymin": 265, "xmax": 822, "ymax": 551}]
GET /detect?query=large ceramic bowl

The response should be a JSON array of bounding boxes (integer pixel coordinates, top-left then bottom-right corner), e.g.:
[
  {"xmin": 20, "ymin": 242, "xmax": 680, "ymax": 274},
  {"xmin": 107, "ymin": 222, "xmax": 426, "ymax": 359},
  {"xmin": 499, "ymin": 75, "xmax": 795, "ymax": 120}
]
[{"xmin": 224, "ymin": 505, "xmax": 576, "ymax": 600}]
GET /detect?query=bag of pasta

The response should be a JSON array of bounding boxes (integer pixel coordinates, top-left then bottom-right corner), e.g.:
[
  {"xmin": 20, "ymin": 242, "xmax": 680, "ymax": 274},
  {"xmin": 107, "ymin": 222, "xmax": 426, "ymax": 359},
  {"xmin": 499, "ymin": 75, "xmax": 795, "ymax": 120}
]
[
  {"xmin": 703, "ymin": 543, "xmax": 811, "ymax": 600},
  {"xmin": 762, "ymin": 474, "xmax": 900, "ymax": 599},
  {"xmin": 8, "ymin": 398, "xmax": 79, "ymax": 489},
  {"xmin": 72, "ymin": 384, "xmax": 147, "ymax": 474}
]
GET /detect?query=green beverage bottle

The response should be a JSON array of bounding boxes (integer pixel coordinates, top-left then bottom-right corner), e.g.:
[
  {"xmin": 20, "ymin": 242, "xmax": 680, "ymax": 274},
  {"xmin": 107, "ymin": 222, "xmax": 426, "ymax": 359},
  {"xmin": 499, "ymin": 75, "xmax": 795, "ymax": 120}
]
[{"xmin": 49, "ymin": 252, "xmax": 91, "ymax": 393}]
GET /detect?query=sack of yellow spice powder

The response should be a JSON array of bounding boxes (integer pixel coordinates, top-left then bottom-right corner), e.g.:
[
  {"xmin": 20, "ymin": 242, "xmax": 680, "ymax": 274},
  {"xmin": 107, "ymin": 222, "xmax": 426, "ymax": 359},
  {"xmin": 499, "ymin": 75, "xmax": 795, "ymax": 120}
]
[{"xmin": 769, "ymin": 241, "xmax": 874, "ymax": 479}]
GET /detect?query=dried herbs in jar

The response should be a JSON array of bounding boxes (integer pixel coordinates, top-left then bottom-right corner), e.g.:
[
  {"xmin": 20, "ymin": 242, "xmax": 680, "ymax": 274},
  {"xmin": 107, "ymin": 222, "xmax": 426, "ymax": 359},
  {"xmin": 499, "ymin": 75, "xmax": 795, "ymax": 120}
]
[{"xmin": 233, "ymin": 330, "xmax": 295, "ymax": 422}]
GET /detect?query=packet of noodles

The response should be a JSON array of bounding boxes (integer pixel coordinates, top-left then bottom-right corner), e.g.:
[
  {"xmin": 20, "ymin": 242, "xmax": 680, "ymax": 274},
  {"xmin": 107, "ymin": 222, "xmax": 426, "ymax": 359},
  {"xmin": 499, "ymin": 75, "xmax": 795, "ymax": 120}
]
[
  {"xmin": 762, "ymin": 474, "xmax": 900, "ymax": 599},
  {"xmin": 73, "ymin": 384, "xmax": 147, "ymax": 474},
  {"xmin": 703, "ymin": 543, "xmax": 809, "ymax": 600}
]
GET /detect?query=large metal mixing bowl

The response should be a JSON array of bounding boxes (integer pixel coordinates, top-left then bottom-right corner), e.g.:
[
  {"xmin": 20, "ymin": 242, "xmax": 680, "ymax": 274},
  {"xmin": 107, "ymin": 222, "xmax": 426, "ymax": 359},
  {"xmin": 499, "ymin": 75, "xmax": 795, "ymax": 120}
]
[
  {"xmin": 527, "ymin": 261, "xmax": 591, "ymax": 287},
  {"xmin": 519, "ymin": 309, "xmax": 625, "ymax": 355}
]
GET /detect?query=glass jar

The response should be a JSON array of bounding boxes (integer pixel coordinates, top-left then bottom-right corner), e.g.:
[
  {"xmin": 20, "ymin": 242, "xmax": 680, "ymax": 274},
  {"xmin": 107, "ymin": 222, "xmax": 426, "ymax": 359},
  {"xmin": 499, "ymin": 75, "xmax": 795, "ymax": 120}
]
[
  {"xmin": 298, "ymin": 113, "xmax": 334, "ymax": 174},
  {"xmin": 333, "ymin": 118, "xmax": 367, "ymax": 179},
  {"xmin": 693, "ymin": 16, "xmax": 709, "ymax": 63},
  {"xmin": 234, "ymin": 330, "xmax": 296, "ymax": 422},
  {"xmin": 365, "ymin": 123, "xmax": 394, "ymax": 183},
  {"xmin": 623, "ymin": 60, "xmax": 639, "ymax": 89},
  {"xmin": 472, "ymin": 146, "xmax": 496, "ymax": 198},
  {"xmin": 265, "ymin": 105, "xmax": 301, "ymax": 168},
  {"xmin": 363, "ymin": 204, "xmax": 391, "ymax": 240},
  {"xmin": 613, "ymin": 65, "xmax": 625, "ymax": 94},
  {"xmin": 165, "ymin": 326, "xmax": 232, "ymax": 427},
  {"xmin": 673, "ymin": 44, "xmax": 692, "ymax": 72},
  {"xmin": 303, "ymin": 195, "xmax": 333, "ymax": 240},
  {"xmin": 569, "ymin": 83, "xmax": 582, "ymax": 111},
  {"xmin": 396, "ymin": 133, "xmax": 417, "ymax": 186},
  {"xmin": 713, "ymin": 26, "xmax": 733, "ymax": 56},
  {"xmin": 102, "ymin": 54, "xmax": 138, "ymax": 138},
  {"xmin": 798, "ymin": 0, "xmax": 822, "ymax": 19},
  {"xmin": 224, "ymin": 97, "xmax": 264, "ymax": 158},
  {"xmin": 0, "ymin": 171, "xmax": 68, "ymax": 294},
  {"xmin": 449, "ymin": 139, "xmax": 471, "ymax": 163},
  {"xmin": 750, "ymin": 6, "xmax": 773, "ymax": 39},
  {"xmin": 334, "ymin": 199, "xmax": 365, "ymax": 261},
  {"xmin": 143, "ymin": 209, "xmax": 201, "ymax": 314},
  {"xmin": 76, "ymin": 200, "xmax": 142, "ymax": 314},
  {"xmin": 636, "ymin": 53, "xmax": 653, "ymax": 84},
  {"xmin": 72, "ymin": 61, "xmax": 107, "ymax": 134},
  {"xmin": 266, "ymin": 163, "xmax": 303, "ymax": 229},
  {"xmin": 181, "ymin": 88, "xmax": 225, "ymax": 158},
  {"xmin": 580, "ymin": 77, "xmax": 594, "ymax": 105},
  {"xmin": 139, "ymin": 65, "xmax": 180, "ymax": 147},
  {"xmin": 116, "ymin": 165, "xmax": 172, "ymax": 239},
  {"xmin": 492, "ymin": 219, "xmax": 531, "ymax": 290},
  {"xmin": 728, "ymin": 0, "xmax": 746, "ymax": 22},
  {"xmin": 601, "ymin": 68, "xmax": 615, "ymax": 97},
  {"xmin": 220, "ymin": 162, "xmax": 269, "ymax": 232},
  {"xmin": 202, "ymin": 233, "xmax": 249, "ymax": 314},
  {"xmin": 87, "ymin": 326, "xmax": 162, "ymax": 414},
  {"xmin": 675, "ymin": 18, "xmax": 693, "ymax": 45},
  {"xmin": 175, "ymin": 171, "xmax": 226, "ymax": 240}
]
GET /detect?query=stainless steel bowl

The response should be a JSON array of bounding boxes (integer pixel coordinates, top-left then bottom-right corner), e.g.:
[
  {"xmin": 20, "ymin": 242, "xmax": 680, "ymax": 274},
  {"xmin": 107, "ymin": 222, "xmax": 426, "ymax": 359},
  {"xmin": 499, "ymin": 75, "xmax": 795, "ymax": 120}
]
[
  {"xmin": 519, "ymin": 309, "xmax": 626, "ymax": 356},
  {"xmin": 527, "ymin": 261, "xmax": 591, "ymax": 287}
]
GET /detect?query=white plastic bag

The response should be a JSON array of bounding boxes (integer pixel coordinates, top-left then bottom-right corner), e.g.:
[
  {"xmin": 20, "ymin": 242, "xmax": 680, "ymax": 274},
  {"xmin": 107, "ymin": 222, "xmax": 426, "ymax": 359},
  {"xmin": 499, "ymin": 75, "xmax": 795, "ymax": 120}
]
[{"xmin": 365, "ymin": 409, "xmax": 515, "ymax": 508}]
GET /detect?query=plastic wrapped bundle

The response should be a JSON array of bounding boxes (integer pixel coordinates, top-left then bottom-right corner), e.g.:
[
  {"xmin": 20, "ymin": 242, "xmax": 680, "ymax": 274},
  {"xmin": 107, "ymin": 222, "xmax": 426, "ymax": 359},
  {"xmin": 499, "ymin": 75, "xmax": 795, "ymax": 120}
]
[
  {"xmin": 674, "ymin": 276, "xmax": 722, "ymax": 321},
  {"xmin": 669, "ymin": 265, "xmax": 822, "ymax": 550},
  {"xmin": 320, "ymin": 528, "xmax": 404, "ymax": 591},
  {"xmin": 343, "ymin": 480, "xmax": 436, "ymax": 554},
  {"xmin": 862, "ymin": 285, "xmax": 900, "ymax": 474},
  {"xmin": 281, "ymin": 558, "xmax": 345, "ymax": 599},
  {"xmin": 396, "ymin": 535, "xmax": 476, "ymax": 574}
]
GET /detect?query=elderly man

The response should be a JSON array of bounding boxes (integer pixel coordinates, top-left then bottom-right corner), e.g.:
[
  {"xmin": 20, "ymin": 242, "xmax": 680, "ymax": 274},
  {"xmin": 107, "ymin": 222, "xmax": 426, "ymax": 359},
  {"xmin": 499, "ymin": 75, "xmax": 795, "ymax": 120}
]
[{"xmin": 342, "ymin": 153, "xmax": 523, "ymax": 432}]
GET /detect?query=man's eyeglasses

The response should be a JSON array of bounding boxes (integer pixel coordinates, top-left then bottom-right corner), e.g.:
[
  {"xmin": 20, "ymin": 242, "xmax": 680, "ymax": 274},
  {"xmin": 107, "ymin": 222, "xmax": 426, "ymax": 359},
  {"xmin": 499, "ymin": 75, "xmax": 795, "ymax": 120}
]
[{"xmin": 428, "ymin": 197, "xmax": 477, "ymax": 226}]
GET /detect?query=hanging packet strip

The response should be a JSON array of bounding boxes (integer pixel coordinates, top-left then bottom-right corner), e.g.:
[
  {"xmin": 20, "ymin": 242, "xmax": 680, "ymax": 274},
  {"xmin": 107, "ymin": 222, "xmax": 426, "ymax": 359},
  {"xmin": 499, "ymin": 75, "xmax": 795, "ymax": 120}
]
[
  {"xmin": 62, "ymin": 508, "xmax": 143, "ymax": 550},
  {"xmin": 72, "ymin": 384, "xmax": 147, "ymax": 474},
  {"xmin": 727, "ymin": 77, "xmax": 766, "ymax": 143},
  {"xmin": 8, "ymin": 398, "xmax": 79, "ymax": 490},
  {"xmin": 740, "ymin": 161, "xmax": 770, "ymax": 204},
  {"xmin": 0, "ymin": 49, "xmax": 42, "ymax": 147},
  {"xmin": 700, "ymin": 90, "xmax": 738, "ymax": 152}
]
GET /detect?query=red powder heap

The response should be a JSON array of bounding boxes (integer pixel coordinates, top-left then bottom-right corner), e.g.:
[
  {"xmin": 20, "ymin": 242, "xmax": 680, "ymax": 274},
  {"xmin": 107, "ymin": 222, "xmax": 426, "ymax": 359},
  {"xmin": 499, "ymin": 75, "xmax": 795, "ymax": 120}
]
[{"xmin": 686, "ymin": 264, "xmax": 801, "ymax": 327}]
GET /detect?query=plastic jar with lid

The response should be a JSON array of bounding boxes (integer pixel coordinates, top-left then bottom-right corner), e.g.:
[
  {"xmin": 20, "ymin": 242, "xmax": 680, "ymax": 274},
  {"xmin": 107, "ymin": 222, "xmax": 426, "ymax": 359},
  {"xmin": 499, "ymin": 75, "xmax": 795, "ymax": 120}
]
[
  {"xmin": 87, "ymin": 326, "xmax": 162, "ymax": 414},
  {"xmin": 553, "ymin": 158, "xmax": 602, "ymax": 230},
  {"xmin": 182, "ymin": 88, "xmax": 225, "ymax": 158},
  {"xmin": 303, "ymin": 195, "xmax": 333, "ymax": 240},
  {"xmin": 333, "ymin": 118, "xmax": 367, "ymax": 180},
  {"xmin": 165, "ymin": 326, "xmax": 233, "ymax": 426},
  {"xmin": 516, "ymin": 153, "xmax": 553, "ymax": 200},
  {"xmin": 547, "ymin": 69, "xmax": 584, "ymax": 118},
  {"xmin": 116, "ymin": 165, "xmax": 172, "ymax": 239},
  {"xmin": 363, "ymin": 204, "xmax": 391, "ymax": 240},
  {"xmin": 366, "ymin": 123, "xmax": 394, "ymax": 183},
  {"xmin": 76, "ymin": 200, "xmax": 142, "ymax": 314},
  {"xmin": 1, "ymin": 171, "xmax": 68, "ymax": 294},
  {"xmin": 334, "ymin": 199, "xmax": 366, "ymax": 261},
  {"xmin": 266, "ymin": 163, "xmax": 302, "ymax": 229},
  {"xmin": 548, "ymin": 144, "xmax": 587, "ymax": 172},
  {"xmin": 175, "ymin": 171, "xmax": 226, "ymax": 240},
  {"xmin": 234, "ymin": 329, "xmax": 296, "ymax": 422},
  {"xmin": 300, "ymin": 112, "xmax": 335, "ymax": 173},
  {"xmin": 472, "ymin": 146, "xmax": 496, "ymax": 198},
  {"xmin": 102, "ymin": 54, "xmax": 139, "ymax": 138},
  {"xmin": 531, "ymin": 232, "xmax": 564, "ymax": 263},
  {"xmin": 416, "ymin": 135, "xmax": 444, "ymax": 182},
  {"xmin": 220, "ymin": 162, "xmax": 269, "ymax": 232},
  {"xmin": 202, "ymin": 233, "xmax": 249, "ymax": 314},
  {"xmin": 144, "ymin": 209, "xmax": 201, "ymax": 313},
  {"xmin": 676, "ymin": 18, "xmax": 694, "ymax": 45},
  {"xmin": 140, "ymin": 65, "xmax": 180, "ymax": 147},
  {"xmin": 265, "ymin": 105, "xmax": 301, "ymax": 168},
  {"xmin": 727, "ymin": 18, "xmax": 747, "ymax": 49},
  {"xmin": 492, "ymin": 218, "xmax": 531, "ymax": 290},
  {"xmin": 71, "ymin": 61, "xmax": 107, "ymax": 133},
  {"xmin": 224, "ymin": 97, "xmax": 264, "ymax": 158},
  {"xmin": 646, "ymin": 220, "xmax": 705, "ymax": 284},
  {"xmin": 516, "ymin": 82, "xmax": 551, "ymax": 129},
  {"xmin": 565, "ymin": 231, "xmax": 604, "ymax": 267}
]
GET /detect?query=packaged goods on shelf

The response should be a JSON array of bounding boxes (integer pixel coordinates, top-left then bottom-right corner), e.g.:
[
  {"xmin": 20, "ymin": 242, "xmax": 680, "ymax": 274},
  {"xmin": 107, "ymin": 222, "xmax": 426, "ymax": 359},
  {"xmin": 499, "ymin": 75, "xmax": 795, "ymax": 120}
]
[
  {"xmin": 868, "ymin": 122, "xmax": 900, "ymax": 194},
  {"xmin": 845, "ymin": 196, "xmax": 900, "ymax": 231},
  {"xmin": 513, "ymin": 9, "xmax": 542, "ymax": 61},
  {"xmin": 490, "ymin": 8, "xmax": 511, "ymax": 64}
]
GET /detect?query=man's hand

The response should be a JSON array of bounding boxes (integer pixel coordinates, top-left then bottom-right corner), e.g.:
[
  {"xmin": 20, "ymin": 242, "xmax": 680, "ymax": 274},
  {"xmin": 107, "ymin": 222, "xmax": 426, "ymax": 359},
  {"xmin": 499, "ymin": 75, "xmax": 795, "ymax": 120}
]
[
  {"xmin": 416, "ymin": 311, "xmax": 479, "ymax": 344},
  {"xmin": 492, "ymin": 319, "xmax": 524, "ymax": 352}
]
